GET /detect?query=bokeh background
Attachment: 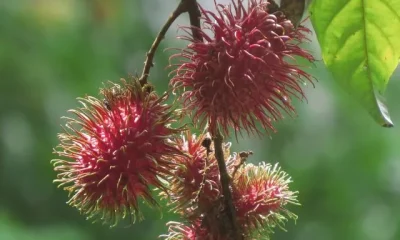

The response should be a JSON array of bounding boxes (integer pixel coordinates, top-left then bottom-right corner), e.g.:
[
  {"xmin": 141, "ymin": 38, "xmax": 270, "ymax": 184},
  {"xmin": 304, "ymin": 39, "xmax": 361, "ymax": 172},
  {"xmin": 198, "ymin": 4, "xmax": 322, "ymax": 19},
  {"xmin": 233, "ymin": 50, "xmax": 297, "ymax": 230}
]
[{"xmin": 1, "ymin": 0, "xmax": 400, "ymax": 239}]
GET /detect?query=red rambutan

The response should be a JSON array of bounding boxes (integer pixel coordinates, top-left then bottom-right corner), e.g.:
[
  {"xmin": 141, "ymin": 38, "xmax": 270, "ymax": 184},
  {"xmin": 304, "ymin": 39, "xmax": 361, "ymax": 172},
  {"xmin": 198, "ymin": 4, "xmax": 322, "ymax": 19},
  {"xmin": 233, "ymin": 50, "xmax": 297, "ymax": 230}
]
[
  {"xmin": 52, "ymin": 78, "xmax": 182, "ymax": 226},
  {"xmin": 164, "ymin": 132, "xmax": 236, "ymax": 216},
  {"xmin": 162, "ymin": 133, "xmax": 298, "ymax": 239},
  {"xmin": 162, "ymin": 220, "xmax": 231, "ymax": 240},
  {"xmin": 233, "ymin": 162, "xmax": 298, "ymax": 237},
  {"xmin": 170, "ymin": 0, "xmax": 314, "ymax": 136}
]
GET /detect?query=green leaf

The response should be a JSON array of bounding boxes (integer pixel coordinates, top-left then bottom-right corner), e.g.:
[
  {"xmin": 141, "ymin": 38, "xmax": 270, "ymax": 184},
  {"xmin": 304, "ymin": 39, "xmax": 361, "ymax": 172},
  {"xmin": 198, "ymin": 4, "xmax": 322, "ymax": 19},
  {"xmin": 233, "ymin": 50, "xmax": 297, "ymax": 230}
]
[{"xmin": 309, "ymin": 0, "xmax": 400, "ymax": 127}]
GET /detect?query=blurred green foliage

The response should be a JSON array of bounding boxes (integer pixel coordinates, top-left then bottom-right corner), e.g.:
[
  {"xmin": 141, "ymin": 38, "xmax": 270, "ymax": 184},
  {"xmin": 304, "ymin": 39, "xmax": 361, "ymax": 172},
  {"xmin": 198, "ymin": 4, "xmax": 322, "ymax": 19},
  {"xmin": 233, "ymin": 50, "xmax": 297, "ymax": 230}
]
[{"xmin": 0, "ymin": 0, "xmax": 399, "ymax": 239}]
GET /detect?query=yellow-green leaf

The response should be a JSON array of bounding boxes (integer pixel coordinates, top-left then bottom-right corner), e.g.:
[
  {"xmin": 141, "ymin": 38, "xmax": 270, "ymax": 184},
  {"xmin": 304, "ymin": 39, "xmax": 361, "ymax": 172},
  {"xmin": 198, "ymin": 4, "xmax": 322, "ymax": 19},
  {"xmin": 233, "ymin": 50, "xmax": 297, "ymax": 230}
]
[{"xmin": 309, "ymin": 0, "xmax": 400, "ymax": 127}]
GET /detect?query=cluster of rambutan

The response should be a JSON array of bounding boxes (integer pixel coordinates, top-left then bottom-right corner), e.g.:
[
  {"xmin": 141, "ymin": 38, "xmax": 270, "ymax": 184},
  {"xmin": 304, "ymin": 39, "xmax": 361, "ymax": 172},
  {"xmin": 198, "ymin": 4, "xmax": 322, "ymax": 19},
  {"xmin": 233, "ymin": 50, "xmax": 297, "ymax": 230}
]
[
  {"xmin": 52, "ymin": 0, "xmax": 314, "ymax": 239},
  {"xmin": 160, "ymin": 133, "xmax": 298, "ymax": 239}
]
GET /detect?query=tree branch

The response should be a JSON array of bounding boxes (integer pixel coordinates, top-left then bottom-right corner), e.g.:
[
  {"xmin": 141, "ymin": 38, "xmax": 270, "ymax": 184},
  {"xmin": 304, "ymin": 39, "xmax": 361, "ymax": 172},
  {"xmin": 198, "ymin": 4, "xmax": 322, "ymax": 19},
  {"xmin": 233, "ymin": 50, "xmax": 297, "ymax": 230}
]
[
  {"xmin": 182, "ymin": 0, "xmax": 203, "ymax": 41},
  {"xmin": 183, "ymin": 0, "xmax": 240, "ymax": 238},
  {"xmin": 139, "ymin": 1, "xmax": 186, "ymax": 85},
  {"xmin": 213, "ymin": 130, "xmax": 241, "ymax": 239},
  {"xmin": 139, "ymin": 0, "xmax": 203, "ymax": 86},
  {"xmin": 139, "ymin": 0, "xmax": 239, "ymax": 238}
]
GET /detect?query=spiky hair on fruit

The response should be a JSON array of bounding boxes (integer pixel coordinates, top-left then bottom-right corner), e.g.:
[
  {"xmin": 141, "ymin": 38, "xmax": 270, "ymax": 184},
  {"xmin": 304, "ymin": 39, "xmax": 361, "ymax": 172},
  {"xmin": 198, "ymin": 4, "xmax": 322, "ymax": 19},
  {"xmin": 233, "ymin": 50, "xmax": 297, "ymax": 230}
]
[
  {"xmin": 161, "ymin": 131, "xmax": 298, "ymax": 239},
  {"xmin": 170, "ymin": 0, "xmax": 314, "ymax": 136},
  {"xmin": 161, "ymin": 220, "xmax": 230, "ymax": 240},
  {"xmin": 52, "ymin": 78, "xmax": 183, "ymax": 226},
  {"xmin": 232, "ymin": 162, "xmax": 299, "ymax": 238},
  {"xmin": 162, "ymin": 131, "xmax": 236, "ymax": 217}
]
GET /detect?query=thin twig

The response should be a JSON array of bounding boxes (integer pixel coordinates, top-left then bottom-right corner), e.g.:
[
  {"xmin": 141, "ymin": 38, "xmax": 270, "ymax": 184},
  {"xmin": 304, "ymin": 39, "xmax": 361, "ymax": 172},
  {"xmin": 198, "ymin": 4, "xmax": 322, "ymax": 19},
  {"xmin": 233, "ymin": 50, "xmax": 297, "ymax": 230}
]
[
  {"xmin": 184, "ymin": 0, "xmax": 240, "ymax": 237},
  {"xmin": 139, "ymin": 0, "xmax": 239, "ymax": 237},
  {"xmin": 213, "ymin": 130, "xmax": 241, "ymax": 239},
  {"xmin": 139, "ymin": 1, "xmax": 186, "ymax": 85},
  {"xmin": 195, "ymin": 137, "xmax": 213, "ymax": 202},
  {"xmin": 182, "ymin": 0, "xmax": 203, "ymax": 41},
  {"xmin": 139, "ymin": 0, "xmax": 202, "ymax": 85}
]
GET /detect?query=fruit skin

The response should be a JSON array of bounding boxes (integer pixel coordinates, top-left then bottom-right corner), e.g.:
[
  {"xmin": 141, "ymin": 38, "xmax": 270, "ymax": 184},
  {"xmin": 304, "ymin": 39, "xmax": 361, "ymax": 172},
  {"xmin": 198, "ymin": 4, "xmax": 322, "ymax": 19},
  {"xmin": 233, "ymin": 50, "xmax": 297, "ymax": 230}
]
[
  {"xmin": 170, "ymin": 0, "xmax": 314, "ymax": 136},
  {"xmin": 52, "ymin": 78, "xmax": 182, "ymax": 226}
]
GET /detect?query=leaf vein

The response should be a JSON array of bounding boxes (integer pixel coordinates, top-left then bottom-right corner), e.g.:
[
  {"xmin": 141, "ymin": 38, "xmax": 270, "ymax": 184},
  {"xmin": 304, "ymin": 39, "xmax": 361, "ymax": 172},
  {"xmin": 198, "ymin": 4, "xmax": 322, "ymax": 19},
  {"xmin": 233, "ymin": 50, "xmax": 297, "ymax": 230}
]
[
  {"xmin": 331, "ymin": 29, "xmax": 362, "ymax": 62},
  {"xmin": 367, "ymin": 19, "xmax": 395, "ymax": 61},
  {"xmin": 361, "ymin": 0, "xmax": 372, "ymax": 87},
  {"xmin": 380, "ymin": 0, "xmax": 400, "ymax": 23},
  {"xmin": 349, "ymin": 60, "xmax": 366, "ymax": 82},
  {"xmin": 324, "ymin": 1, "xmax": 352, "ymax": 38}
]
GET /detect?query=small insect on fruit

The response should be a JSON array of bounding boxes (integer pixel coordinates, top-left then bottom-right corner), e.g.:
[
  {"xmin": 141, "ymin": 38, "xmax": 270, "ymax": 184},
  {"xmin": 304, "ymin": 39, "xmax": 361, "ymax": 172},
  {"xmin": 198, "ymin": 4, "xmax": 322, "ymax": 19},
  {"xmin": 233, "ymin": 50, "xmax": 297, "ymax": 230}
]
[{"xmin": 103, "ymin": 99, "xmax": 111, "ymax": 110}]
